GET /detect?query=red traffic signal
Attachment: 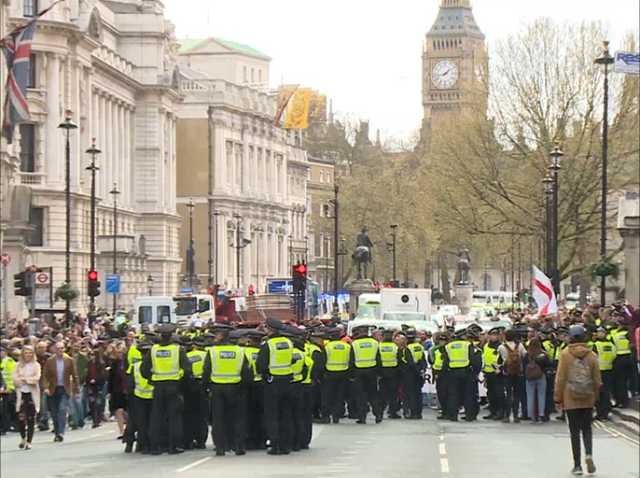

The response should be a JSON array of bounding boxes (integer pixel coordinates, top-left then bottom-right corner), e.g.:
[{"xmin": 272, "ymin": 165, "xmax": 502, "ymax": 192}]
[
  {"xmin": 293, "ymin": 263, "xmax": 307, "ymax": 275},
  {"xmin": 88, "ymin": 270, "xmax": 98, "ymax": 281}
]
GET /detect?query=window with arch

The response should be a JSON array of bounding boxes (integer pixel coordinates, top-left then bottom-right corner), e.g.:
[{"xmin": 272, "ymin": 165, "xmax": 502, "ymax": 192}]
[{"xmin": 23, "ymin": 0, "xmax": 37, "ymax": 17}]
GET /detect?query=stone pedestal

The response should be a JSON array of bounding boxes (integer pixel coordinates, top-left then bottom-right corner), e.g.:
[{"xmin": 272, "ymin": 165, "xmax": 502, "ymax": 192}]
[
  {"xmin": 453, "ymin": 284, "xmax": 473, "ymax": 315},
  {"xmin": 617, "ymin": 192, "xmax": 640, "ymax": 307},
  {"xmin": 345, "ymin": 279, "xmax": 376, "ymax": 318}
]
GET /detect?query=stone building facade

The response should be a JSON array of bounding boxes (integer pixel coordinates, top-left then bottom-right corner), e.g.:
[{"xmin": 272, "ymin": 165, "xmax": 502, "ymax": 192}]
[
  {"xmin": 175, "ymin": 38, "xmax": 308, "ymax": 293},
  {"xmin": 1, "ymin": 0, "xmax": 182, "ymax": 319}
]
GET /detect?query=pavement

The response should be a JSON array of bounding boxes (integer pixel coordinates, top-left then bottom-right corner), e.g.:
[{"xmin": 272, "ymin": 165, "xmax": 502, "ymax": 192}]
[{"xmin": 1, "ymin": 410, "xmax": 638, "ymax": 478}]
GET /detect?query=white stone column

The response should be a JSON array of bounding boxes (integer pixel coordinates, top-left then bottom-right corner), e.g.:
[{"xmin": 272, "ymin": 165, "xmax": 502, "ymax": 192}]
[
  {"xmin": 45, "ymin": 53, "xmax": 61, "ymax": 184},
  {"xmin": 99, "ymin": 94, "xmax": 107, "ymax": 199},
  {"xmin": 105, "ymin": 98, "xmax": 113, "ymax": 194}
]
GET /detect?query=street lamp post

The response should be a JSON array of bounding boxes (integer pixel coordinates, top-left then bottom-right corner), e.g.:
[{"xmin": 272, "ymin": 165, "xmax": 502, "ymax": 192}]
[
  {"xmin": 85, "ymin": 139, "xmax": 100, "ymax": 316},
  {"xmin": 58, "ymin": 110, "xmax": 77, "ymax": 321},
  {"xmin": 595, "ymin": 40, "xmax": 615, "ymax": 306},
  {"xmin": 332, "ymin": 185, "xmax": 339, "ymax": 311},
  {"xmin": 254, "ymin": 225, "xmax": 264, "ymax": 291},
  {"xmin": 231, "ymin": 214, "xmax": 251, "ymax": 290},
  {"xmin": 146, "ymin": 274, "xmax": 154, "ymax": 296},
  {"xmin": 186, "ymin": 198, "xmax": 195, "ymax": 290},
  {"xmin": 390, "ymin": 224, "xmax": 398, "ymax": 286},
  {"xmin": 543, "ymin": 175, "xmax": 554, "ymax": 280},
  {"xmin": 213, "ymin": 210, "xmax": 220, "ymax": 287},
  {"xmin": 549, "ymin": 144, "xmax": 563, "ymax": 295},
  {"xmin": 109, "ymin": 183, "xmax": 120, "ymax": 316}
]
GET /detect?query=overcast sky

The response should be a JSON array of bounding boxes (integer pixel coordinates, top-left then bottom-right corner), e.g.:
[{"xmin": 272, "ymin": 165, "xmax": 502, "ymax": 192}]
[{"xmin": 164, "ymin": 0, "xmax": 639, "ymax": 141}]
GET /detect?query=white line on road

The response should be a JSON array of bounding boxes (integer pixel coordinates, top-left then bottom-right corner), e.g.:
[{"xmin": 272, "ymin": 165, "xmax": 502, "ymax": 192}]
[
  {"xmin": 439, "ymin": 443, "xmax": 447, "ymax": 456},
  {"xmin": 341, "ymin": 450, "xmax": 359, "ymax": 455},
  {"xmin": 176, "ymin": 457, "xmax": 211, "ymax": 473},
  {"xmin": 440, "ymin": 457, "xmax": 450, "ymax": 474}
]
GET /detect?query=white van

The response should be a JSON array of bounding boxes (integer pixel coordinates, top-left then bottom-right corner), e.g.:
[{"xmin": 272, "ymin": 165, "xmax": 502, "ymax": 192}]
[{"xmin": 133, "ymin": 296, "xmax": 177, "ymax": 330}]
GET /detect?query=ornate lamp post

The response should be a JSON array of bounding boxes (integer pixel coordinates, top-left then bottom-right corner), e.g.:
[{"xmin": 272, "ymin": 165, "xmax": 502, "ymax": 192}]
[
  {"xmin": 109, "ymin": 183, "xmax": 120, "ymax": 315},
  {"xmin": 146, "ymin": 274, "xmax": 154, "ymax": 296},
  {"xmin": 85, "ymin": 139, "xmax": 100, "ymax": 316},
  {"xmin": 548, "ymin": 144, "xmax": 563, "ymax": 295},
  {"xmin": 594, "ymin": 41, "xmax": 615, "ymax": 306}
]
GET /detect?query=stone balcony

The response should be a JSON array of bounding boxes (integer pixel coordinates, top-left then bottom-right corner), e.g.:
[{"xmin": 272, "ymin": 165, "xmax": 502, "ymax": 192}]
[{"xmin": 19, "ymin": 172, "xmax": 46, "ymax": 186}]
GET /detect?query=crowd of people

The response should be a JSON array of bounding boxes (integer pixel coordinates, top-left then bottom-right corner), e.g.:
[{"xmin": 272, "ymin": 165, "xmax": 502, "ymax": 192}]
[{"xmin": 0, "ymin": 302, "xmax": 638, "ymax": 475}]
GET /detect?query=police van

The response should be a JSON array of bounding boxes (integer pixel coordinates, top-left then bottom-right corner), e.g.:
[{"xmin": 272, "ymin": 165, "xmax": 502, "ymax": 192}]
[{"xmin": 133, "ymin": 296, "xmax": 177, "ymax": 330}]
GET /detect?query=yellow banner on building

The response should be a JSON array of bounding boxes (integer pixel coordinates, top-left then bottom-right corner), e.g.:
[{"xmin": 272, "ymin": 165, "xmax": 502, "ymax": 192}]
[
  {"xmin": 274, "ymin": 84, "xmax": 298, "ymax": 126},
  {"xmin": 283, "ymin": 88, "xmax": 313, "ymax": 130},
  {"xmin": 309, "ymin": 93, "xmax": 327, "ymax": 123}
]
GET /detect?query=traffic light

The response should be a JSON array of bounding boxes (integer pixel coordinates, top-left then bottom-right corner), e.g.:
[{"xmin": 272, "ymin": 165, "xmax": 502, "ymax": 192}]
[
  {"xmin": 13, "ymin": 271, "xmax": 31, "ymax": 297},
  {"xmin": 292, "ymin": 262, "xmax": 308, "ymax": 293},
  {"xmin": 87, "ymin": 269, "xmax": 101, "ymax": 297}
]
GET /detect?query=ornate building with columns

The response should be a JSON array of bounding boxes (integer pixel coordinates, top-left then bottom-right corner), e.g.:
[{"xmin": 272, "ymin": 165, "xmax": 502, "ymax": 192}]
[
  {"xmin": 175, "ymin": 38, "xmax": 308, "ymax": 293},
  {"xmin": 1, "ymin": 0, "xmax": 181, "ymax": 319}
]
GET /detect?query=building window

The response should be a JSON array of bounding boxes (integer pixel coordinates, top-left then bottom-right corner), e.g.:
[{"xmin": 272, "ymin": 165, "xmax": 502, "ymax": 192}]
[
  {"xmin": 27, "ymin": 207, "xmax": 44, "ymax": 246},
  {"xmin": 225, "ymin": 141, "xmax": 233, "ymax": 185},
  {"xmin": 23, "ymin": 0, "xmax": 37, "ymax": 17},
  {"xmin": 251, "ymin": 68, "xmax": 255, "ymax": 83},
  {"xmin": 27, "ymin": 54, "xmax": 36, "ymax": 88},
  {"xmin": 19, "ymin": 124, "xmax": 36, "ymax": 172},
  {"xmin": 258, "ymin": 69, "xmax": 262, "ymax": 82}
]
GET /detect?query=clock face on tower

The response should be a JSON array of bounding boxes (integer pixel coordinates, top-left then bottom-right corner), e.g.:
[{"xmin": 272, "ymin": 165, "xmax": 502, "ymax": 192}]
[{"xmin": 431, "ymin": 59, "xmax": 459, "ymax": 89}]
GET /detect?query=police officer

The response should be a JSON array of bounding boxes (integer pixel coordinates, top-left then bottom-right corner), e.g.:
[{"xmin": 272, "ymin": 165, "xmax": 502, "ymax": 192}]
[
  {"xmin": 184, "ymin": 337, "xmax": 208, "ymax": 449},
  {"xmin": 321, "ymin": 328, "xmax": 353, "ymax": 424},
  {"xmin": 301, "ymin": 332, "xmax": 320, "ymax": 448},
  {"xmin": 307, "ymin": 329, "xmax": 326, "ymax": 422},
  {"xmin": 351, "ymin": 325, "xmax": 382, "ymax": 424},
  {"xmin": 141, "ymin": 324, "xmax": 191, "ymax": 455},
  {"xmin": 465, "ymin": 328, "xmax": 483, "ymax": 421},
  {"xmin": 241, "ymin": 329, "xmax": 266, "ymax": 450},
  {"xmin": 125, "ymin": 341, "xmax": 154, "ymax": 454},
  {"xmin": 592, "ymin": 327, "xmax": 616, "ymax": 420},
  {"xmin": 378, "ymin": 329, "xmax": 402, "ymax": 420},
  {"xmin": 393, "ymin": 332, "xmax": 416, "ymax": 419},
  {"xmin": 610, "ymin": 320, "xmax": 633, "ymax": 409},
  {"xmin": 482, "ymin": 327, "xmax": 504, "ymax": 420},
  {"xmin": 406, "ymin": 328, "xmax": 426, "ymax": 419},
  {"xmin": 202, "ymin": 324, "xmax": 251, "ymax": 456},
  {"xmin": 429, "ymin": 332, "xmax": 449, "ymax": 420},
  {"xmin": 442, "ymin": 329, "xmax": 474, "ymax": 422},
  {"xmin": 288, "ymin": 329, "xmax": 308, "ymax": 451},
  {"xmin": 256, "ymin": 318, "xmax": 295, "ymax": 455}
]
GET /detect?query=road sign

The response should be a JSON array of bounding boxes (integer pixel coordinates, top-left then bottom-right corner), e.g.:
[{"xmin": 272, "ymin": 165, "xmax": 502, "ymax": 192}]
[
  {"xmin": 106, "ymin": 274, "xmax": 121, "ymax": 294},
  {"xmin": 35, "ymin": 272, "xmax": 50, "ymax": 285},
  {"xmin": 180, "ymin": 287, "xmax": 193, "ymax": 294},
  {"xmin": 614, "ymin": 51, "xmax": 640, "ymax": 75},
  {"xmin": 267, "ymin": 278, "xmax": 293, "ymax": 294},
  {"xmin": 0, "ymin": 253, "xmax": 10, "ymax": 265}
]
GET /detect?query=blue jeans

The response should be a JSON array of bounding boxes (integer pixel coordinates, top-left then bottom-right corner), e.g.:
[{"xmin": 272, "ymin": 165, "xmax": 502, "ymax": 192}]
[
  {"xmin": 526, "ymin": 376, "xmax": 546, "ymax": 419},
  {"xmin": 49, "ymin": 386, "xmax": 69, "ymax": 436},
  {"xmin": 69, "ymin": 388, "xmax": 85, "ymax": 428}
]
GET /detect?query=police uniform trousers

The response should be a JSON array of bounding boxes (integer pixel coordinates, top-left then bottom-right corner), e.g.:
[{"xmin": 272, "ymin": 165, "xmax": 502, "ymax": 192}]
[
  {"xmin": 519, "ymin": 375, "xmax": 528, "ymax": 418},
  {"xmin": 434, "ymin": 371, "xmax": 448, "ymax": 414},
  {"xmin": 321, "ymin": 371, "xmax": 348, "ymax": 422},
  {"xmin": 353, "ymin": 368, "xmax": 381, "ymax": 421},
  {"xmin": 290, "ymin": 381, "xmax": 305, "ymax": 450},
  {"xmin": 379, "ymin": 369, "xmax": 399, "ymax": 417},
  {"xmin": 402, "ymin": 370, "xmax": 422, "ymax": 419},
  {"xmin": 446, "ymin": 368, "xmax": 474, "ymax": 420},
  {"xmin": 264, "ymin": 377, "xmax": 294, "ymax": 453},
  {"xmin": 183, "ymin": 379, "xmax": 208, "ymax": 448},
  {"xmin": 0, "ymin": 391, "xmax": 16, "ymax": 433},
  {"xmin": 246, "ymin": 382, "xmax": 266, "ymax": 450},
  {"xmin": 129, "ymin": 396, "xmax": 152, "ymax": 452},
  {"xmin": 300, "ymin": 384, "xmax": 314, "ymax": 448},
  {"xmin": 613, "ymin": 355, "xmax": 633, "ymax": 408},
  {"xmin": 484, "ymin": 373, "xmax": 504, "ymax": 418},
  {"xmin": 544, "ymin": 371, "xmax": 556, "ymax": 418},
  {"xmin": 150, "ymin": 381, "xmax": 183, "ymax": 452},
  {"xmin": 211, "ymin": 383, "xmax": 246, "ymax": 452},
  {"xmin": 596, "ymin": 370, "xmax": 614, "ymax": 418}
]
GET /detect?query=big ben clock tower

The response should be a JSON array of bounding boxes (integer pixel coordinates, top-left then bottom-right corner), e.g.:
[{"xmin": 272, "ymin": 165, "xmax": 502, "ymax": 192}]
[{"xmin": 421, "ymin": 0, "xmax": 488, "ymax": 149}]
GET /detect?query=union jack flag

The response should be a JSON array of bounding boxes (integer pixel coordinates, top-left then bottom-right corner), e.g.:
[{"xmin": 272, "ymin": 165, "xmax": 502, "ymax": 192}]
[{"xmin": 0, "ymin": 1, "xmax": 61, "ymax": 143}]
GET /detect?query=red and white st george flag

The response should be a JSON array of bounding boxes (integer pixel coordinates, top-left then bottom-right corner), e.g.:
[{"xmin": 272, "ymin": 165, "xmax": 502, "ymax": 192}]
[{"xmin": 532, "ymin": 265, "xmax": 558, "ymax": 316}]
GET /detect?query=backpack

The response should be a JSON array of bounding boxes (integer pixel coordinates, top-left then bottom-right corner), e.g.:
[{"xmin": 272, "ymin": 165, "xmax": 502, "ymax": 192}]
[
  {"xmin": 504, "ymin": 344, "xmax": 522, "ymax": 376},
  {"xmin": 567, "ymin": 356, "xmax": 594, "ymax": 399},
  {"xmin": 525, "ymin": 356, "xmax": 543, "ymax": 380}
]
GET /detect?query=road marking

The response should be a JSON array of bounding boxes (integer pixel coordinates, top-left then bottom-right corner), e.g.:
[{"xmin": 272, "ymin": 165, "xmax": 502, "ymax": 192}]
[
  {"xmin": 440, "ymin": 457, "xmax": 450, "ymax": 474},
  {"xmin": 341, "ymin": 450, "xmax": 359, "ymax": 455},
  {"xmin": 176, "ymin": 457, "xmax": 211, "ymax": 473},
  {"xmin": 439, "ymin": 442, "xmax": 447, "ymax": 456},
  {"xmin": 595, "ymin": 419, "xmax": 640, "ymax": 446},
  {"xmin": 310, "ymin": 425, "xmax": 325, "ymax": 444}
]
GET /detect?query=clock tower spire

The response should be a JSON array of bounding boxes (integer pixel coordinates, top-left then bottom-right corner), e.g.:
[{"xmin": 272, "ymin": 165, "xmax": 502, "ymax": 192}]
[{"xmin": 420, "ymin": 0, "xmax": 488, "ymax": 149}]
